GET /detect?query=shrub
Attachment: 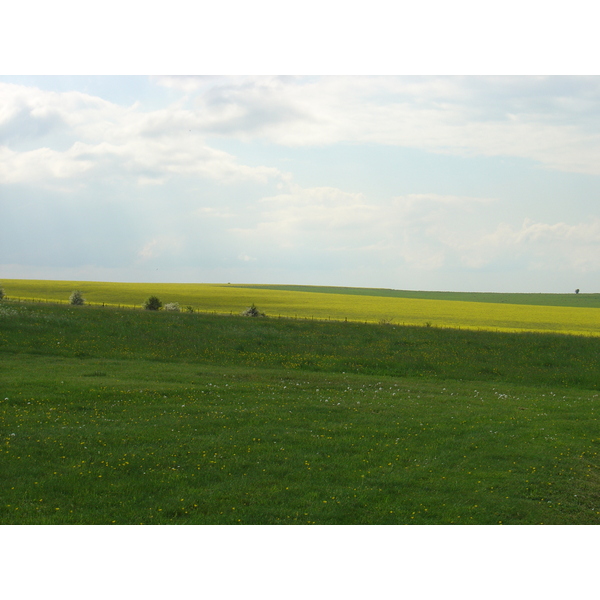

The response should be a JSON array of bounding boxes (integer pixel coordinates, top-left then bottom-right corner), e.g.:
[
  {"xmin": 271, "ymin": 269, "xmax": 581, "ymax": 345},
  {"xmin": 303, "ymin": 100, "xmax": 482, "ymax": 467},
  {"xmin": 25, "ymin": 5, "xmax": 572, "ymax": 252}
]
[
  {"xmin": 164, "ymin": 302, "xmax": 180, "ymax": 312},
  {"xmin": 143, "ymin": 296, "xmax": 163, "ymax": 311},
  {"xmin": 69, "ymin": 290, "xmax": 85, "ymax": 306},
  {"xmin": 241, "ymin": 303, "xmax": 266, "ymax": 317},
  {"xmin": 185, "ymin": 306, "xmax": 194, "ymax": 313},
  {"xmin": 0, "ymin": 287, "xmax": 4, "ymax": 300}
]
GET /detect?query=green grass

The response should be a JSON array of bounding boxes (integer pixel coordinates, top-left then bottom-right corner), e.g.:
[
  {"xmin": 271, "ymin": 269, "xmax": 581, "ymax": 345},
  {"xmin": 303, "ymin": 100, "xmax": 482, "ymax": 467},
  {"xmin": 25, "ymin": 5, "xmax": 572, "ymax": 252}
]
[
  {"xmin": 1, "ymin": 301, "xmax": 600, "ymax": 524},
  {"xmin": 237, "ymin": 284, "xmax": 600, "ymax": 308},
  {"xmin": 1, "ymin": 302, "xmax": 599, "ymax": 387}
]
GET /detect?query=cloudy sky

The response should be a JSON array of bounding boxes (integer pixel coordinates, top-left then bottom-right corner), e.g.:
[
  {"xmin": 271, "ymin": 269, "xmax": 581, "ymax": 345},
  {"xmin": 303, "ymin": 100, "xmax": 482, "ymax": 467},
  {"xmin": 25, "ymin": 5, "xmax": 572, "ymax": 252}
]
[{"xmin": 2, "ymin": 73, "xmax": 600, "ymax": 293}]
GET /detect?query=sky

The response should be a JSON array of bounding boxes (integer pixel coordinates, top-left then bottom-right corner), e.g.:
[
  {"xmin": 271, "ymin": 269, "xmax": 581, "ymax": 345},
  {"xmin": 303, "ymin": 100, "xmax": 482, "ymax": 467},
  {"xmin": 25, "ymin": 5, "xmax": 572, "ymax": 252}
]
[
  {"xmin": 2, "ymin": 74, "xmax": 600, "ymax": 293},
  {"xmin": 1, "ymin": 1, "xmax": 600, "ymax": 294}
]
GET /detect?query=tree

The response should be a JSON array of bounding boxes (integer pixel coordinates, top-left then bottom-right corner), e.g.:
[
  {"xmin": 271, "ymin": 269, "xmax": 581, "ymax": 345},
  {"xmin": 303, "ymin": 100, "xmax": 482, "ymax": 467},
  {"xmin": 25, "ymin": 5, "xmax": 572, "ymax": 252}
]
[
  {"xmin": 69, "ymin": 290, "xmax": 85, "ymax": 305},
  {"xmin": 240, "ymin": 303, "xmax": 266, "ymax": 317},
  {"xmin": 143, "ymin": 296, "xmax": 163, "ymax": 310},
  {"xmin": 575, "ymin": 289, "xmax": 580, "ymax": 294}
]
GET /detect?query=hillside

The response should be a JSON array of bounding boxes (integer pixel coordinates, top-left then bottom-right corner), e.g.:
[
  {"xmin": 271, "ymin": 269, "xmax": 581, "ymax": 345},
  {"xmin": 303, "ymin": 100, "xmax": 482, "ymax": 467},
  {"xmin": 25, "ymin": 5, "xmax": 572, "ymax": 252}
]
[{"xmin": 237, "ymin": 284, "xmax": 600, "ymax": 308}]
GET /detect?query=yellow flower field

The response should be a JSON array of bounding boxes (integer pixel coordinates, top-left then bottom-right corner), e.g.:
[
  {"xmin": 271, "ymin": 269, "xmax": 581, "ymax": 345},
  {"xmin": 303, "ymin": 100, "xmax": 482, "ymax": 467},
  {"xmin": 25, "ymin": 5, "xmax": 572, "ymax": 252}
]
[{"xmin": 2, "ymin": 279, "xmax": 599, "ymax": 336}]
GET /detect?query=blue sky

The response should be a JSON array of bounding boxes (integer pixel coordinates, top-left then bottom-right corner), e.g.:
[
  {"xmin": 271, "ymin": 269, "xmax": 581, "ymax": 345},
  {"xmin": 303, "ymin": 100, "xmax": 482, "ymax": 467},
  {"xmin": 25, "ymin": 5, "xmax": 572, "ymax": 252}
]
[{"xmin": 2, "ymin": 73, "xmax": 600, "ymax": 292}]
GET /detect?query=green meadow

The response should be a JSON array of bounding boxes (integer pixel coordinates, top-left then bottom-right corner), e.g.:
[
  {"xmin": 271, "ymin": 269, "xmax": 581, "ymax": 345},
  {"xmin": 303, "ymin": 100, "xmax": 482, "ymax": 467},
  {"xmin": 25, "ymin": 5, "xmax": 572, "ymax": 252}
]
[
  {"xmin": 1, "ymin": 287, "xmax": 600, "ymax": 524},
  {"xmin": 239, "ymin": 283, "xmax": 600, "ymax": 308}
]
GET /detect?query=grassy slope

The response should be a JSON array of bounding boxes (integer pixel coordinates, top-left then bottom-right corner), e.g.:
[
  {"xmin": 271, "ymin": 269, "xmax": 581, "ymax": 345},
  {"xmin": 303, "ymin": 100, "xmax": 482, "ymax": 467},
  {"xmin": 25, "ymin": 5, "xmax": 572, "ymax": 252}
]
[
  {"xmin": 2, "ymin": 279, "xmax": 600, "ymax": 335},
  {"xmin": 237, "ymin": 284, "xmax": 600, "ymax": 308},
  {"xmin": 1, "ymin": 302, "xmax": 600, "ymax": 524},
  {"xmin": 2, "ymin": 303, "xmax": 599, "ymax": 388}
]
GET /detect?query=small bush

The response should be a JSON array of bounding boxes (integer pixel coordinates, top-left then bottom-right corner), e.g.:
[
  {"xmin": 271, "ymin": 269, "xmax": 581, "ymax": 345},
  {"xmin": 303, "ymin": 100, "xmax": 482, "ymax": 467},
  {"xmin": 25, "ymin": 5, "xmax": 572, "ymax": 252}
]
[
  {"xmin": 185, "ymin": 306, "xmax": 194, "ymax": 313},
  {"xmin": 143, "ymin": 296, "xmax": 163, "ymax": 311},
  {"xmin": 164, "ymin": 302, "xmax": 180, "ymax": 312},
  {"xmin": 0, "ymin": 287, "xmax": 4, "ymax": 300},
  {"xmin": 241, "ymin": 303, "xmax": 266, "ymax": 317},
  {"xmin": 69, "ymin": 290, "xmax": 85, "ymax": 306}
]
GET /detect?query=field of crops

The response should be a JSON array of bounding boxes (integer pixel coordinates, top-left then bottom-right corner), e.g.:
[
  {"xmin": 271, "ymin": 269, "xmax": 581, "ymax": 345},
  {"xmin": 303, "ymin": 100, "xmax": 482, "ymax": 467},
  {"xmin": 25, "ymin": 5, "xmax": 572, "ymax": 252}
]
[{"xmin": 2, "ymin": 279, "xmax": 600, "ymax": 336}]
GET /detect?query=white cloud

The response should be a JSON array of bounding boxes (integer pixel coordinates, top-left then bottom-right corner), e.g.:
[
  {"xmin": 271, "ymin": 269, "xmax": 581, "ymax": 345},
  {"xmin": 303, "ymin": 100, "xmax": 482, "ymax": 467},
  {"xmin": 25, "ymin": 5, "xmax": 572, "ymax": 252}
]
[
  {"xmin": 6, "ymin": 76, "xmax": 600, "ymax": 188},
  {"xmin": 483, "ymin": 218, "xmax": 600, "ymax": 272},
  {"xmin": 228, "ymin": 187, "xmax": 495, "ymax": 273},
  {"xmin": 0, "ymin": 145, "xmax": 92, "ymax": 185},
  {"xmin": 231, "ymin": 186, "xmax": 378, "ymax": 255},
  {"xmin": 227, "ymin": 185, "xmax": 600, "ymax": 279},
  {"xmin": 426, "ymin": 215, "xmax": 600, "ymax": 275},
  {"xmin": 186, "ymin": 76, "xmax": 600, "ymax": 175},
  {"xmin": 512, "ymin": 218, "xmax": 600, "ymax": 245},
  {"xmin": 0, "ymin": 82, "xmax": 287, "ymax": 187}
]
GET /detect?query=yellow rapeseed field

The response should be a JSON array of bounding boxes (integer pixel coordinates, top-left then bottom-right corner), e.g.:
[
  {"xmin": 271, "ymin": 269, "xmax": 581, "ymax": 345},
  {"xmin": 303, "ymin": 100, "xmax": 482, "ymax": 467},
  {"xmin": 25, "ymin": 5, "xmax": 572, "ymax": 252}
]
[{"xmin": 2, "ymin": 279, "xmax": 599, "ymax": 336}]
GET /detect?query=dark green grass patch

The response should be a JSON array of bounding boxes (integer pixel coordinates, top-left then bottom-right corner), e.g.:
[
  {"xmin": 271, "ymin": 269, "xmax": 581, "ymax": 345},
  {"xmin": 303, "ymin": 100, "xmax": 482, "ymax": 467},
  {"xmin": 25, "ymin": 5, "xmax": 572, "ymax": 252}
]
[{"xmin": 1, "ymin": 303, "xmax": 599, "ymax": 389}]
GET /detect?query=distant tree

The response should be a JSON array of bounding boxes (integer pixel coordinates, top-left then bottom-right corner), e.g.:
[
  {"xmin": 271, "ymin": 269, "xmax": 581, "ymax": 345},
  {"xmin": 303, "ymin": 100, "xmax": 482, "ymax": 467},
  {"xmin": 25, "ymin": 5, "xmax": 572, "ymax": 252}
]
[
  {"xmin": 241, "ymin": 303, "xmax": 266, "ymax": 317},
  {"xmin": 575, "ymin": 289, "xmax": 580, "ymax": 294},
  {"xmin": 69, "ymin": 290, "xmax": 85, "ymax": 305},
  {"xmin": 143, "ymin": 296, "xmax": 163, "ymax": 310}
]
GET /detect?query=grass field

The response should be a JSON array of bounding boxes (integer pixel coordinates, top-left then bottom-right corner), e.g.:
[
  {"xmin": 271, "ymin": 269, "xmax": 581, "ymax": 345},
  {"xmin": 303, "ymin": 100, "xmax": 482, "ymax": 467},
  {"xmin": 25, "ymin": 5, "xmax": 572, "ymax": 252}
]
[
  {"xmin": 238, "ymin": 284, "xmax": 600, "ymax": 308},
  {"xmin": 2, "ymin": 279, "xmax": 600, "ymax": 336},
  {"xmin": 1, "ymin": 299, "xmax": 600, "ymax": 524}
]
